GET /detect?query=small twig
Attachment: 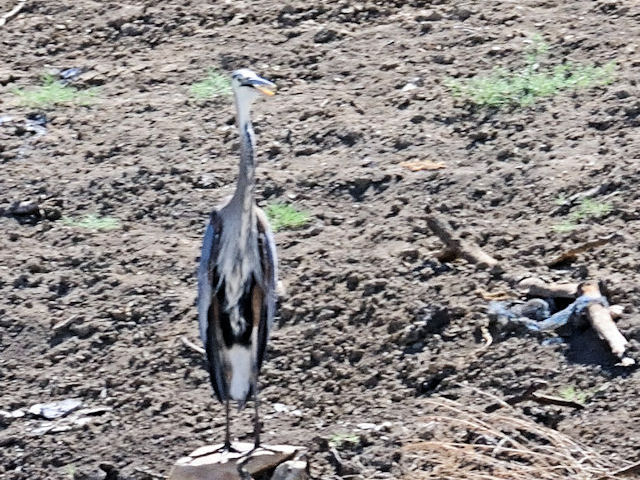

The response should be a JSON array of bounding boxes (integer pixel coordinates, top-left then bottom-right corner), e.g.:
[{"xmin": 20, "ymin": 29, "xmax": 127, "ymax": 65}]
[
  {"xmin": 52, "ymin": 314, "xmax": 81, "ymax": 332},
  {"xmin": 504, "ymin": 381, "xmax": 547, "ymax": 405},
  {"xmin": 0, "ymin": 1, "xmax": 25, "ymax": 27},
  {"xmin": 501, "ymin": 381, "xmax": 584, "ymax": 409},
  {"xmin": 180, "ymin": 336, "xmax": 205, "ymax": 355},
  {"xmin": 529, "ymin": 392, "xmax": 585, "ymax": 410},
  {"xmin": 476, "ymin": 288, "xmax": 513, "ymax": 301},
  {"xmin": 480, "ymin": 326, "xmax": 492, "ymax": 347},
  {"xmin": 486, "ymin": 381, "xmax": 547, "ymax": 412},
  {"xmin": 611, "ymin": 460, "xmax": 640, "ymax": 477},
  {"xmin": 547, "ymin": 234, "xmax": 622, "ymax": 267},
  {"xmin": 133, "ymin": 468, "xmax": 164, "ymax": 479},
  {"xmin": 426, "ymin": 214, "xmax": 499, "ymax": 269}
]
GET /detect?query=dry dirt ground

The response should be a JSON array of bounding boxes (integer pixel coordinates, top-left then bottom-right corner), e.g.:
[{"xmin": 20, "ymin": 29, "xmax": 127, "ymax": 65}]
[{"xmin": 1, "ymin": 1, "xmax": 640, "ymax": 479}]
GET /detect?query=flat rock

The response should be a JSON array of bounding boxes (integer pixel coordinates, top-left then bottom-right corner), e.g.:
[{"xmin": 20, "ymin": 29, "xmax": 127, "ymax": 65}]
[
  {"xmin": 29, "ymin": 398, "xmax": 83, "ymax": 419},
  {"xmin": 272, "ymin": 459, "xmax": 308, "ymax": 480},
  {"xmin": 169, "ymin": 443, "xmax": 306, "ymax": 480}
]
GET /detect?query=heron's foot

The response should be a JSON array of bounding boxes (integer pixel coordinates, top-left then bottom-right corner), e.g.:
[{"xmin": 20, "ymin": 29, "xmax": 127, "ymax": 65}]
[
  {"xmin": 224, "ymin": 442, "xmax": 240, "ymax": 454},
  {"xmin": 251, "ymin": 443, "xmax": 282, "ymax": 455},
  {"xmin": 192, "ymin": 442, "xmax": 240, "ymax": 455}
]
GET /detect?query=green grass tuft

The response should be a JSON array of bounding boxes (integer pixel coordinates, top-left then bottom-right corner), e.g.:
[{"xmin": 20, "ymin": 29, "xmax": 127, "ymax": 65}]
[
  {"xmin": 265, "ymin": 203, "xmax": 310, "ymax": 232},
  {"xmin": 570, "ymin": 198, "xmax": 612, "ymax": 220},
  {"xmin": 552, "ymin": 220, "xmax": 578, "ymax": 233},
  {"xmin": 189, "ymin": 69, "xmax": 232, "ymax": 99},
  {"xmin": 558, "ymin": 386, "xmax": 589, "ymax": 405},
  {"xmin": 553, "ymin": 198, "xmax": 612, "ymax": 233},
  {"xmin": 13, "ymin": 74, "xmax": 99, "ymax": 108},
  {"xmin": 446, "ymin": 36, "xmax": 615, "ymax": 108},
  {"xmin": 328, "ymin": 433, "xmax": 360, "ymax": 449},
  {"xmin": 62, "ymin": 214, "xmax": 121, "ymax": 231}
]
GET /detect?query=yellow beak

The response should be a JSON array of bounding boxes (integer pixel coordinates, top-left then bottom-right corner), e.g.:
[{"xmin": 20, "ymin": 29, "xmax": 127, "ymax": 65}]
[{"xmin": 255, "ymin": 84, "xmax": 276, "ymax": 96}]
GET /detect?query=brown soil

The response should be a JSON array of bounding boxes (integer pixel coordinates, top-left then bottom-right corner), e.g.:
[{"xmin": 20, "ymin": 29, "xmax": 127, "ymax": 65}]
[{"xmin": 1, "ymin": 1, "xmax": 640, "ymax": 479}]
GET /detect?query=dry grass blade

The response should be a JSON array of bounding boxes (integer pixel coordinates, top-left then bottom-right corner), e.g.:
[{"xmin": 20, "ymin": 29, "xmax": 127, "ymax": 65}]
[{"xmin": 402, "ymin": 390, "xmax": 633, "ymax": 480}]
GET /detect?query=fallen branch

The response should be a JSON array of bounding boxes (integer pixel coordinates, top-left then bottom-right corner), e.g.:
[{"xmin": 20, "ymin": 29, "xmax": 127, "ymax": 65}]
[
  {"xmin": 518, "ymin": 278, "xmax": 578, "ymax": 298},
  {"xmin": 0, "ymin": 1, "xmax": 25, "ymax": 27},
  {"xmin": 180, "ymin": 336, "xmax": 205, "ymax": 355},
  {"xmin": 426, "ymin": 214, "xmax": 498, "ymax": 269},
  {"xmin": 579, "ymin": 282, "xmax": 634, "ymax": 365},
  {"xmin": 486, "ymin": 381, "xmax": 584, "ymax": 411}
]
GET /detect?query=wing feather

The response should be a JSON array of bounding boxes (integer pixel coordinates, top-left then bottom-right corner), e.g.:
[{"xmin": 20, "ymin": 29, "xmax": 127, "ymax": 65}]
[
  {"xmin": 197, "ymin": 210, "xmax": 226, "ymax": 402},
  {"xmin": 255, "ymin": 208, "xmax": 277, "ymax": 370}
]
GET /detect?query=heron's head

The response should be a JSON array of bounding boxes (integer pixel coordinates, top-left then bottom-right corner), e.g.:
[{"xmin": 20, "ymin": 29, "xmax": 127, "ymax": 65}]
[{"xmin": 231, "ymin": 69, "xmax": 276, "ymax": 105}]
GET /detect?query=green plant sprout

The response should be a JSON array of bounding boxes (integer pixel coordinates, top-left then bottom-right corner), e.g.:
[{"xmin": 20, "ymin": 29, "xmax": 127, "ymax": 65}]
[
  {"xmin": 189, "ymin": 69, "xmax": 232, "ymax": 99},
  {"xmin": 558, "ymin": 385, "xmax": 590, "ymax": 405},
  {"xmin": 265, "ymin": 203, "xmax": 310, "ymax": 232},
  {"xmin": 13, "ymin": 73, "xmax": 99, "ymax": 108},
  {"xmin": 328, "ymin": 433, "xmax": 360, "ymax": 449},
  {"xmin": 553, "ymin": 198, "xmax": 612, "ymax": 233},
  {"xmin": 62, "ymin": 214, "xmax": 121, "ymax": 231},
  {"xmin": 446, "ymin": 36, "xmax": 615, "ymax": 108}
]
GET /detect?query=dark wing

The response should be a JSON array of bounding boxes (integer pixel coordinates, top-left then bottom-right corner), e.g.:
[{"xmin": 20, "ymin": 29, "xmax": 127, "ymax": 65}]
[
  {"xmin": 197, "ymin": 209, "xmax": 226, "ymax": 402},
  {"xmin": 255, "ymin": 208, "xmax": 278, "ymax": 371}
]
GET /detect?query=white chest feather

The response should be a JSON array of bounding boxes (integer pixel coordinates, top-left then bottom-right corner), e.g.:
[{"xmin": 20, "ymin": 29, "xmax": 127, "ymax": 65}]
[{"xmin": 224, "ymin": 345, "xmax": 253, "ymax": 400}]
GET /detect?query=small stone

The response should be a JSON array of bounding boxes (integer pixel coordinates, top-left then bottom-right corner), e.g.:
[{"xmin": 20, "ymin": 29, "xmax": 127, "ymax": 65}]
[
  {"xmin": 455, "ymin": 8, "xmax": 473, "ymax": 20},
  {"xmin": 317, "ymin": 309, "xmax": 335, "ymax": 321},
  {"xmin": 106, "ymin": 5, "xmax": 145, "ymax": 29},
  {"xmin": 432, "ymin": 54, "xmax": 454, "ymax": 65},
  {"xmin": 272, "ymin": 459, "xmax": 308, "ymax": 480},
  {"xmin": 314, "ymin": 28, "xmax": 338, "ymax": 43},
  {"xmin": 416, "ymin": 9, "xmax": 442, "ymax": 21},
  {"xmin": 196, "ymin": 174, "xmax": 218, "ymax": 189},
  {"xmin": 356, "ymin": 422, "xmax": 377, "ymax": 430},
  {"xmin": 120, "ymin": 22, "xmax": 145, "ymax": 36},
  {"xmin": 363, "ymin": 279, "xmax": 387, "ymax": 296},
  {"xmin": 70, "ymin": 322, "xmax": 99, "ymax": 338},
  {"xmin": 273, "ymin": 403, "xmax": 289, "ymax": 413},
  {"xmin": 346, "ymin": 273, "xmax": 360, "ymax": 291}
]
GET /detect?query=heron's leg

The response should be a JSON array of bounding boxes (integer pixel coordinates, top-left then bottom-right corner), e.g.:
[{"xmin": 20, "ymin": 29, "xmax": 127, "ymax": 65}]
[
  {"xmin": 225, "ymin": 398, "xmax": 232, "ymax": 451},
  {"xmin": 236, "ymin": 380, "xmax": 267, "ymax": 479},
  {"xmin": 247, "ymin": 379, "xmax": 279, "ymax": 454},
  {"xmin": 253, "ymin": 377, "xmax": 261, "ymax": 449}
]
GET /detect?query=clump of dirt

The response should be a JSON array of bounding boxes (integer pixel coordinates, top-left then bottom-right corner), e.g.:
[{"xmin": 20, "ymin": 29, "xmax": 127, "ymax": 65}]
[{"xmin": 1, "ymin": 1, "xmax": 639, "ymax": 479}]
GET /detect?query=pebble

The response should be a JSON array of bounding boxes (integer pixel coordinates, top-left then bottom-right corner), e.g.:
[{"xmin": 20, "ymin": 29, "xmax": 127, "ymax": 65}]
[
  {"xmin": 120, "ymin": 22, "xmax": 146, "ymax": 36},
  {"xmin": 314, "ymin": 29, "xmax": 338, "ymax": 43},
  {"xmin": 415, "ymin": 9, "xmax": 442, "ymax": 21}
]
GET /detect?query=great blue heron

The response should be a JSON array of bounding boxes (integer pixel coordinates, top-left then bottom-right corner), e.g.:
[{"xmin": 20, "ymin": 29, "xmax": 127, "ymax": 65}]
[{"xmin": 197, "ymin": 69, "xmax": 277, "ymax": 451}]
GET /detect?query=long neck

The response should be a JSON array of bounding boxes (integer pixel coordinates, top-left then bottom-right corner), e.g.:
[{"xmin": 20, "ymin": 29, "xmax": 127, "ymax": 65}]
[{"xmin": 230, "ymin": 93, "xmax": 257, "ymax": 226}]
